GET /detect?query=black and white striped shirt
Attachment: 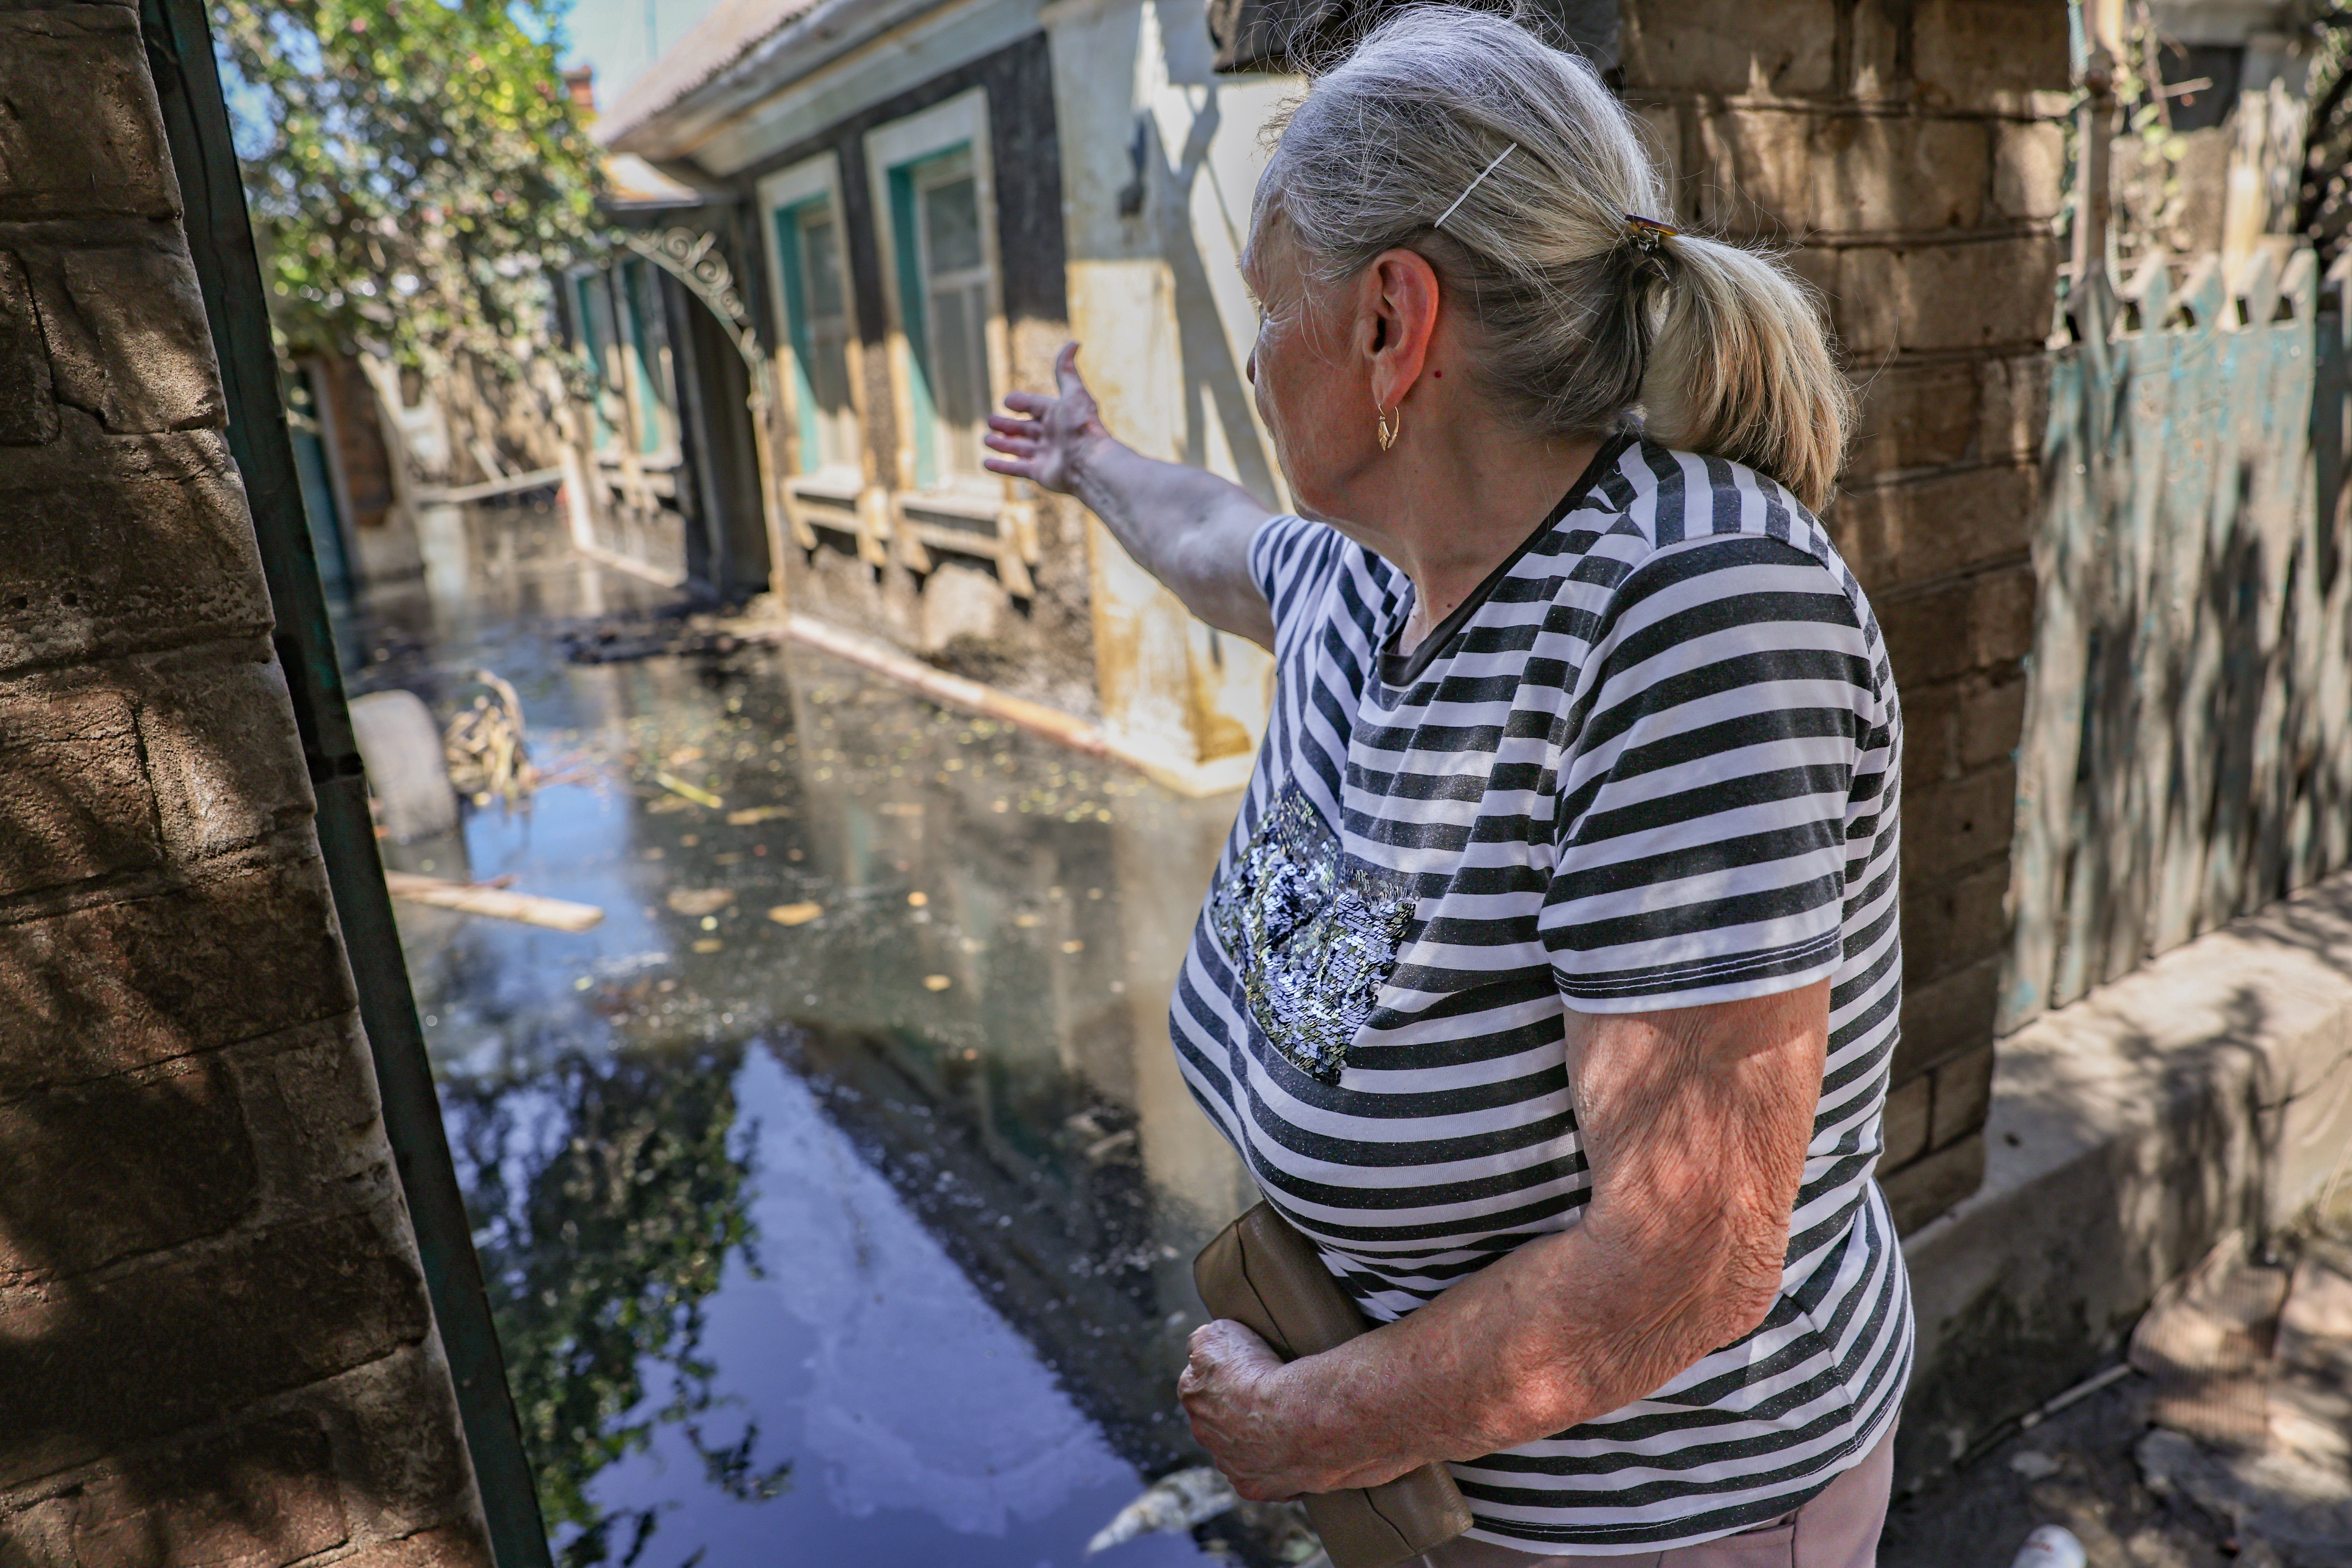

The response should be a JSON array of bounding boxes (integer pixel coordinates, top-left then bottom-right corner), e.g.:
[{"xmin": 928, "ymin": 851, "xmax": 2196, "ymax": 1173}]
[{"xmin": 1171, "ymin": 437, "xmax": 1912, "ymax": 1553}]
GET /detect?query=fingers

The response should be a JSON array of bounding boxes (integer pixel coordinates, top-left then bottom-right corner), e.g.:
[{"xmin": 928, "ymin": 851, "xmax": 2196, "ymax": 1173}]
[
  {"xmin": 981, "ymin": 456, "xmax": 1034, "ymax": 479},
  {"xmin": 1190, "ymin": 1318, "xmax": 1278, "ymax": 1364},
  {"xmin": 1054, "ymin": 341, "xmax": 1085, "ymax": 397},
  {"xmin": 1001, "ymin": 388, "xmax": 1053, "ymax": 416}
]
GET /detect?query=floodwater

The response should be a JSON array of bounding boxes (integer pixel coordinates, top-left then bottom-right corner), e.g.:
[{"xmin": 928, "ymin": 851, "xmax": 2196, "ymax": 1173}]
[{"xmin": 341, "ymin": 506, "xmax": 1264, "ymax": 1568}]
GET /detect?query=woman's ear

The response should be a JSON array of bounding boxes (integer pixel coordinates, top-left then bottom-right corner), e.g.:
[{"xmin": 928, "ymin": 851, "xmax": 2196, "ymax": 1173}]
[{"xmin": 1361, "ymin": 249, "xmax": 1441, "ymax": 414}]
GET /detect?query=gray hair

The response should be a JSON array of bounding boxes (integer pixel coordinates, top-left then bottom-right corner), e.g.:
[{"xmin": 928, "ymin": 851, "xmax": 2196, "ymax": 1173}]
[{"xmin": 1252, "ymin": 6, "xmax": 1853, "ymax": 512}]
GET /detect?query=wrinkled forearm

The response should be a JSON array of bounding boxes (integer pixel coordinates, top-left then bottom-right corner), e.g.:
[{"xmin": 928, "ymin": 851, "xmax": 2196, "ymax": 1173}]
[
  {"xmin": 1268, "ymin": 1196, "xmax": 1785, "ymax": 1489},
  {"xmin": 1249, "ymin": 984, "xmax": 1827, "ymax": 1493},
  {"xmin": 1066, "ymin": 434, "xmax": 1276, "ymax": 647}
]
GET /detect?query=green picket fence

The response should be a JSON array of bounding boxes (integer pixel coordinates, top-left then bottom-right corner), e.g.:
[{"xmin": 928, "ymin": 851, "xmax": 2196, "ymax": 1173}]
[{"xmin": 2002, "ymin": 248, "xmax": 2352, "ymax": 1030}]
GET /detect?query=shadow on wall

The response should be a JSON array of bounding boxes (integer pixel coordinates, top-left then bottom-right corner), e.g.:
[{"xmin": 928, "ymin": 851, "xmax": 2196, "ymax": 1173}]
[
  {"xmin": 1136, "ymin": 18, "xmax": 1282, "ymax": 512},
  {"xmin": 0, "ymin": 637, "xmax": 481, "ymax": 1563},
  {"xmin": 2010, "ymin": 261, "xmax": 2352, "ymax": 1029}
]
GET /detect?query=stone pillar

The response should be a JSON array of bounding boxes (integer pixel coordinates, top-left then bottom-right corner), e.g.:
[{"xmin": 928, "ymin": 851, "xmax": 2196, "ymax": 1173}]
[
  {"xmin": 0, "ymin": 3, "xmax": 495, "ymax": 1564},
  {"xmin": 1619, "ymin": 0, "xmax": 2071, "ymax": 1229}
]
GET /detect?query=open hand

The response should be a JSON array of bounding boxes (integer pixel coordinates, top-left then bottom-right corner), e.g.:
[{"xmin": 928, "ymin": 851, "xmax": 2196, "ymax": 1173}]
[{"xmin": 983, "ymin": 341, "xmax": 1105, "ymax": 496}]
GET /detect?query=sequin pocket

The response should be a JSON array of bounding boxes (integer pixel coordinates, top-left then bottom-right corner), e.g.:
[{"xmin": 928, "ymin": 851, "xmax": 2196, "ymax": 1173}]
[{"xmin": 1209, "ymin": 784, "xmax": 1416, "ymax": 1084}]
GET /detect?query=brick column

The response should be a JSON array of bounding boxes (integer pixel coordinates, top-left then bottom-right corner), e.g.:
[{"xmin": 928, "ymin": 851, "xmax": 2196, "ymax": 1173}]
[
  {"xmin": 0, "ymin": 3, "xmax": 496, "ymax": 1564},
  {"xmin": 1619, "ymin": 0, "xmax": 2070, "ymax": 1230}
]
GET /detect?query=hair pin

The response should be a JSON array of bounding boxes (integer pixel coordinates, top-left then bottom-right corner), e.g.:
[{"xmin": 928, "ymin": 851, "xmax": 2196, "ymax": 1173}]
[
  {"xmin": 1434, "ymin": 143, "xmax": 1518, "ymax": 231},
  {"xmin": 1624, "ymin": 214, "xmax": 1681, "ymax": 250}
]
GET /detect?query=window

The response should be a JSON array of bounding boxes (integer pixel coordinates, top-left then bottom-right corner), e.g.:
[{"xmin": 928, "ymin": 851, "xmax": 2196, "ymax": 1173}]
[
  {"xmin": 867, "ymin": 91, "xmax": 1005, "ymax": 497},
  {"xmin": 760, "ymin": 151, "xmax": 866, "ymax": 559},
  {"xmin": 570, "ymin": 270, "xmax": 617, "ymax": 453},
  {"xmin": 616, "ymin": 258, "xmax": 673, "ymax": 457},
  {"xmin": 861, "ymin": 90, "xmax": 1038, "ymax": 594},
  {"xmin": 902, "ymin": 148, "xmax": 991, "ymax": 483},
  {"xmin": 773, "ymin": 197, "xmax": 860, "ymax": 475}
]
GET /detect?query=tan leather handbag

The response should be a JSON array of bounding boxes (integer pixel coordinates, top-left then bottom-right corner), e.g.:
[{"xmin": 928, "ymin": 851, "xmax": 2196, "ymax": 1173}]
[{"xmin": 1193, "ymin": 1203, "xmax": 1474, "ymax": 1568}]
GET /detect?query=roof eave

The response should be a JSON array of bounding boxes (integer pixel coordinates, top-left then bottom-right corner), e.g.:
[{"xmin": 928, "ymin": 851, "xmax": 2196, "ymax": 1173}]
[{"xmin": 601, "ymin": 0, "xmax": 945, "ymax": 165}]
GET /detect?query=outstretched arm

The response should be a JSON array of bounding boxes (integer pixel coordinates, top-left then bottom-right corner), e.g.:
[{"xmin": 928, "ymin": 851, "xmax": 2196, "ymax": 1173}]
[{"xmin": 986, "ymin": 343, "xmax": 1278, "ymax": 649}]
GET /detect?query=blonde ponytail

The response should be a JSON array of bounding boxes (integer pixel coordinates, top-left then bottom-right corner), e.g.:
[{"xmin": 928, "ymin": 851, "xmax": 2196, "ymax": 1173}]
[
  {"xmin": 1642, "ymin": 236, "xmax": 1853, "ymax": 514},
  {"xmin": 1258, "ymin": 5, "xmax": 1853, "ymax": 513}
]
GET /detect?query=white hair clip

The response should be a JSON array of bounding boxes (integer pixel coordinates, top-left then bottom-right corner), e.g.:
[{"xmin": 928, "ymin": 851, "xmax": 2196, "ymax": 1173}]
[{"xmin": 1433, "ymin": 143, "xmax": 1516, "ymax": 231}]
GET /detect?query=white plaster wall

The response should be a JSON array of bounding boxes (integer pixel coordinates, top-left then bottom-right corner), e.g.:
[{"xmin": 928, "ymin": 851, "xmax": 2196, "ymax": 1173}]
[{"xmin": 1045, "ymin": 0, "xmax": 1292, "ymax": 779}]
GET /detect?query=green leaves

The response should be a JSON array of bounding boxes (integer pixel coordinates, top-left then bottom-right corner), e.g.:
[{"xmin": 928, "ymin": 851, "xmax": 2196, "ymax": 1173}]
[
  {"xmin": 212, "ymin": 0, "xmax": 609, "ymax": 377},
  {"xmin": 446, "ymin": 1044, "xmax": 788, "ymax": 1564}
]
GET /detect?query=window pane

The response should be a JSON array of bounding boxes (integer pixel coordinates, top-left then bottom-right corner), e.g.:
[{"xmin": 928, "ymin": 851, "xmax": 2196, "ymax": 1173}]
[
  {"xmin": 801, "ymin": 211, "xmax": 846, "ymax": 320},
  {"xmin": 921, "ymin": 175, "xmax": 983, "ymax": 277},
  {"xmin": 928, "ymin": 280, "xmax": 990, "ymax": 475},
  {"xmin": 808, "ymin": 323, "xmax": 855, "ymax": 468}
]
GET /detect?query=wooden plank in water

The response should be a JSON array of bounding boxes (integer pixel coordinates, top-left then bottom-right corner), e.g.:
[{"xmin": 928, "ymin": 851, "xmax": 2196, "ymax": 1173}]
[{"xmin": 383, "ymin": 871, "xmax": 604, "ymax": 932}]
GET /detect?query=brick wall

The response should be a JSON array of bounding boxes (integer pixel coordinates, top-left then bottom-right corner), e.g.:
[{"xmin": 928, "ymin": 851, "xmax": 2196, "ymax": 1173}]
[
  {"xmin": 1619, "ymin": 0, "xmax": 2070, "ymax": 1230},
  {"xmin": 0, "ymin": 2, "xmax": 496, "ymax": 1564}
]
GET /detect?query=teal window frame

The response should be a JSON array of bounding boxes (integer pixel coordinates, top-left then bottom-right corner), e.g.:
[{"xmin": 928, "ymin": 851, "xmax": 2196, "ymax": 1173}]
[
  {"xmin": 885, "ymin": 142, "xmax": 975, "ymax": 490},
  {"xmin": 771, "ymin": 198, "xmax": 828, "ymax": 477},
  {"xmin": 617, "ymin": 258, "xmax": 666, "ymax": 456},
  {"xmin": 572, "ymin": 272, "xmax": 614, "ymax": 452}
]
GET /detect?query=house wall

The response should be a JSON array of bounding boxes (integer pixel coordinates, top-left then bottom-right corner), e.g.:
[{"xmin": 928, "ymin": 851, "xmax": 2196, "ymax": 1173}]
[
  {"xmin": 1043, "ymin": 0, "xmax": 1281, "ymax": 785},
  {"xmin": 729, "ymin": 31, "xmax": 1110, "ymax": 718},
  {"xmin": 1618, "ymin": 0, "xmax": 2072, "ymax": 1229},
  {"xmin": 0, "ymin": 2, "xmax": 492, "ymax": 1563},
  {"xmin": 627, "ymin": 0, "xmax": 1280, "ymax": 781}
]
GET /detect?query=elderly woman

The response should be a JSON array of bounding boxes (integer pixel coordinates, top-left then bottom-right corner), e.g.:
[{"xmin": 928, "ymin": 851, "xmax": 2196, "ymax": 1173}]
[{"xmin": 986, "ymin": 10, "xmax": 1907, "ymax": 1564}]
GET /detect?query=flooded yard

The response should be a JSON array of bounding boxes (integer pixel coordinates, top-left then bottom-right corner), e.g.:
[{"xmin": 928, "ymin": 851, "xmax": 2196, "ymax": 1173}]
[{"xmin": 343, "ymin": 506, "xmax": 1259, "ymax": 1568}]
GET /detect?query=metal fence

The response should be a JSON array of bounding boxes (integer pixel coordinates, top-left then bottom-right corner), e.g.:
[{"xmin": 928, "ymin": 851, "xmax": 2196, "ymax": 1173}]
[{"xmin": 2002, "ymin": 249, "xmax": 2352, "ymax": 1030}]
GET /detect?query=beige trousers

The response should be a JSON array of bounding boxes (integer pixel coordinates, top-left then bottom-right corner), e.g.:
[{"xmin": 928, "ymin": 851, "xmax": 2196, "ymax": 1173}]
[{"xmin": 1414, "ymin": 1424, "xmax": 1896, "ymax": 1568}]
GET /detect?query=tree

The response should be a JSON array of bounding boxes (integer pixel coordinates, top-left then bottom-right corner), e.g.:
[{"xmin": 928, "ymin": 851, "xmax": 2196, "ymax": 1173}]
[{"xmin": 211, "ymin": 0, "xmax": 605, "ymax": 393}]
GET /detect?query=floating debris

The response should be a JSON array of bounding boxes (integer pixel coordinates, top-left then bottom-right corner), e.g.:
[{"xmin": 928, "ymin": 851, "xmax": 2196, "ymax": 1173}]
[
  {"xmin": 2009, "ymin": 1524, "xmax": 2086, "ymax": 1568},
  {"xmin": 383, "ymin": 872, "xmax": 602, "ymax": 932},
  {"xmin": 767, "ymin": 902, "xmax": 823, "ymax": 927},
  {"xmin": 922, "ymin": 974, "xmax": 953, "ymax": 992},
  {"xmin": 726, "ymin": 805, "xmax": 794, "ymax": 825},
  {"xmin": 666, "ymin": 888, "xmax": 737, "ymax": 918},
  {"xmin": 1085, "ymin": 1466, "xmax": 1238, "ymax": 1555},
  {"xmin": 907, "ymin": 891, "xmax": 929, "ymax": 908},
  {"xmin": 1083, "ymin": 1129, "xmax": 1137, "ymax": 1164},
  {"xmin": 655, "ymin": 771, "xmax": 724, "ymax": 809},
  {"xmin": 559, "ymin": 609, "xmax": 746, "ymax": 664},
  {"xmin": 444, "ymin": 670, "xmax": 535, "ymax": 807}
]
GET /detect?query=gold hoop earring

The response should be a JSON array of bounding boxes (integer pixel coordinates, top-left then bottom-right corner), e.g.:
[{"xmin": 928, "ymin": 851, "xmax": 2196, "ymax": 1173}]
[{"xmin": 1376, "ymin": 407, "xmax": 1400, "ymax": 451}]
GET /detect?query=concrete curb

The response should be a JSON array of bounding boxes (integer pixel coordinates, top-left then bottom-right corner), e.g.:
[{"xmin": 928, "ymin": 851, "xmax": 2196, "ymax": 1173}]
[{"xmin": 1897, "ymin": 871, "xmax": 2352, "ymax": 1490}]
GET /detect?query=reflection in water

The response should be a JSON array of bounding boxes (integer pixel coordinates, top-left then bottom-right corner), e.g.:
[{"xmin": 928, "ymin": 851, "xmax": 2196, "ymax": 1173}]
[
  {"xmin": 354, "ymin": 505, "xmax": 1254, "ymax": 1568},
  {"xmin": 445, "ymin": 1046, "xmax": 787, "ymax": 1566}
]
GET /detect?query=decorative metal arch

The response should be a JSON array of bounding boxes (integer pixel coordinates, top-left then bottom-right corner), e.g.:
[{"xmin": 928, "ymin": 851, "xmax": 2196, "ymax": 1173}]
[
  {"xmin": 617, "ymin": 226, "xmax": 804, "ymax": 560},
  {"xmin": 621, "ymin": 227, "xmax": 770, "ymax": 412}
]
